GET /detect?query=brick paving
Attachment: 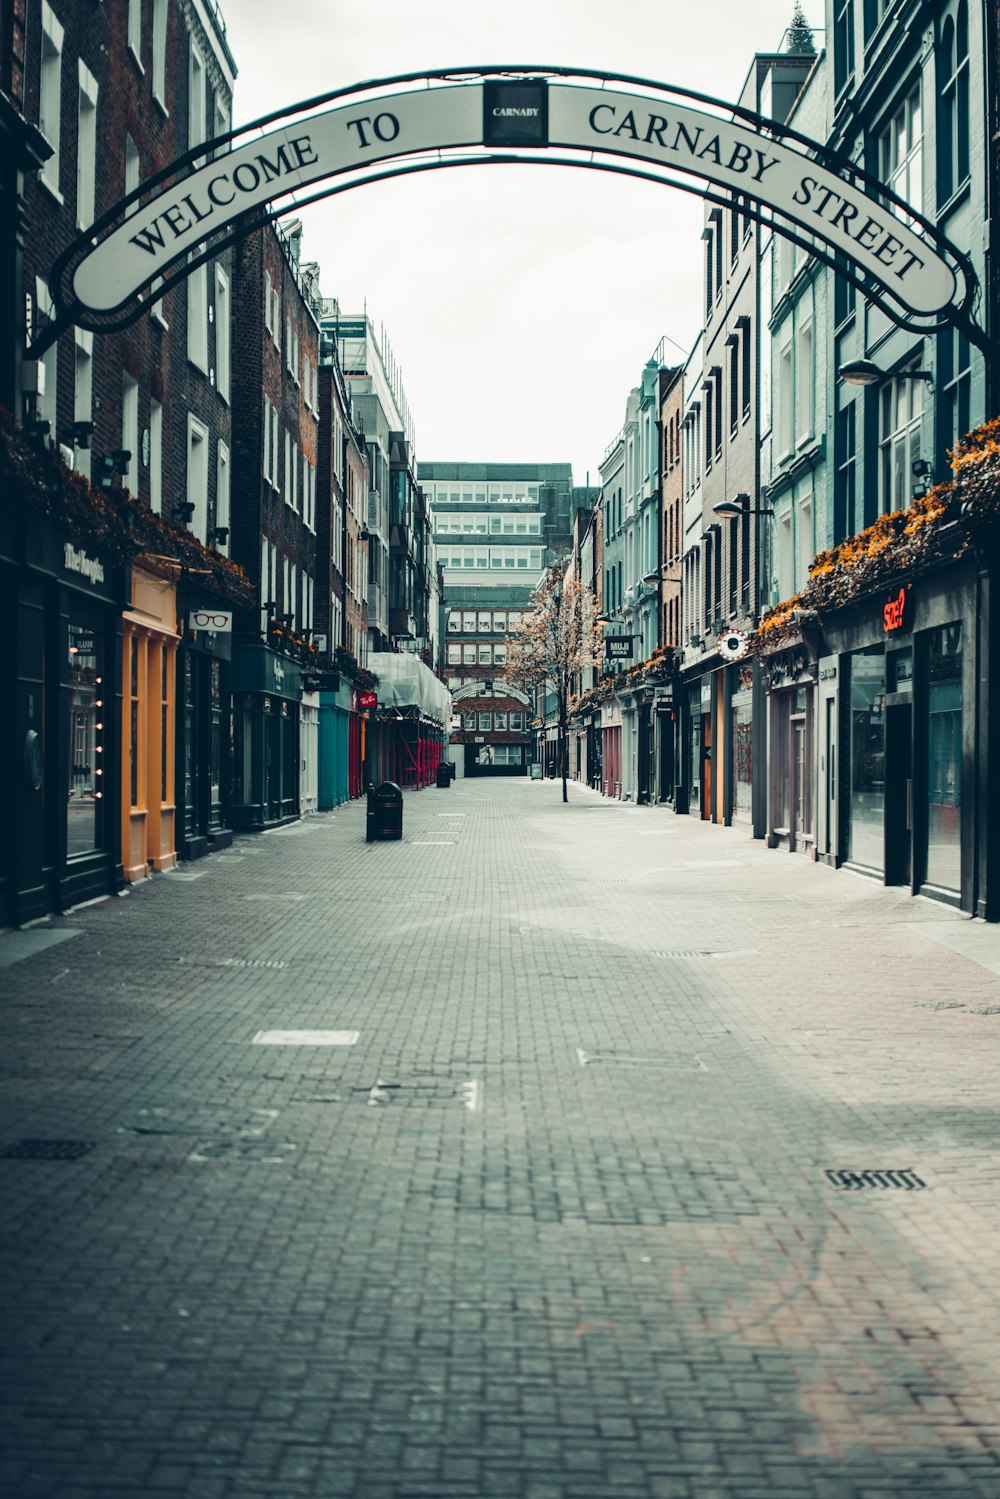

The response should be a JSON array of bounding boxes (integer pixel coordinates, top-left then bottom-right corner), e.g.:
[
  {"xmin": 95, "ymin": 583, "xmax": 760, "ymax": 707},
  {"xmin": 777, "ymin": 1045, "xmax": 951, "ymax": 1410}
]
[{"xmin": 2, "ymin": 776, "xmax": 1000, "ymax": 1497}]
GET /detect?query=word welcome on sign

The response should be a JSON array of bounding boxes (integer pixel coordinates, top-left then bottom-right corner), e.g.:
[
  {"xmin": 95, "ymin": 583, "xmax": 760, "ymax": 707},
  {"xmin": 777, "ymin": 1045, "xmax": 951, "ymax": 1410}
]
[{"xmin": 68, "ymin": 77, "xmax": 956, "ymax": 323}]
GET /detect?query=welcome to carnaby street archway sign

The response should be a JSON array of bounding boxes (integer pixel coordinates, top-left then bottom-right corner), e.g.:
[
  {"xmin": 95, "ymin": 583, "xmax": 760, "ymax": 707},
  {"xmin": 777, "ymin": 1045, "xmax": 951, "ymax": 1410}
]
[{"xmin": 30, "ymin": 67, "xmax": 987, "ymax": 358}]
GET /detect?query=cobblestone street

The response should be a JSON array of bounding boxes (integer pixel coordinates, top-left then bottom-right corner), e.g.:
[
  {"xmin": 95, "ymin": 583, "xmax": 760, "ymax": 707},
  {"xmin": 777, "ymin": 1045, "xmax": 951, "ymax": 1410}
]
[{"xmin": 2, "ymin": 776, "xmax": 1000, "ymax": 1498}]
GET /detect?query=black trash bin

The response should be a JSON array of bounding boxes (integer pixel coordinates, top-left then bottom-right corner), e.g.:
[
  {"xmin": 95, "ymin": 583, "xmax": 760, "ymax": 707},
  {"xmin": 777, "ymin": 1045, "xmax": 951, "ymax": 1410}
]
[
  {"xmin": 366, "ymin": 781, "xmax": 403, "ymax": 841},
  {"xmin": 435, "ymin": 762, "xmax": 451, "ymax": 789}
]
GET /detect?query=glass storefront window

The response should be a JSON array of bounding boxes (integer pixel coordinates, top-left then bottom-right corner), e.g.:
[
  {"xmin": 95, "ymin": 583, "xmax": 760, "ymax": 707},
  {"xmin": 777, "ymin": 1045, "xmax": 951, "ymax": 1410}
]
[
  {"xmin": 67, "ymin": 623, "xmax": 102, "ymax": 857},
  {"xmin": 848, "ymin": 646, "xmax": 885, "ymax": 871},
  {"xmin": 732, "ymin": 696, "xmax": 753, "ymax": 820},
  {"xmin": 926, "ymin": 623, "xmax": 962, "ymax": 891}
]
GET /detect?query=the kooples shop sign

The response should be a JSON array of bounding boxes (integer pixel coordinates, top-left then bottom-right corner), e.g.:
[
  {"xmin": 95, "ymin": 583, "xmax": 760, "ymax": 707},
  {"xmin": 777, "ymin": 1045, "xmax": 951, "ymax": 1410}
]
[{"xmin": 69, "ymin": 78, "xmax": 956, "ymax": 321}]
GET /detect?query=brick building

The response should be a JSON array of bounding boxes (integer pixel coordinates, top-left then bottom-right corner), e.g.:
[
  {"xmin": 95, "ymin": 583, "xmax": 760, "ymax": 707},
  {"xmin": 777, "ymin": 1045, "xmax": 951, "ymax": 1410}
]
[
  {"xmin": 316, "ymin": 351, "xmax": 370, "ymax": 806},
  {"xmin": 229, "ymin": 219, "xmax": 321, "ymax": 828},
  {"xmin": 1, "ymin": 0, "xmax": 239, "ymax": 922}
]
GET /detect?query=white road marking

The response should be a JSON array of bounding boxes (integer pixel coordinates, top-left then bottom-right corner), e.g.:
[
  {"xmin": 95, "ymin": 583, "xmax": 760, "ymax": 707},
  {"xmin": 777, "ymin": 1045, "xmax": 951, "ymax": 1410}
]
[
  {"xmin": 252, "ymin": 1030, "xmax": 359, "ymax": 1046},
  {"xmin": 462, "ymin": 1079, "xmax": 482, "ymax": 1112}
]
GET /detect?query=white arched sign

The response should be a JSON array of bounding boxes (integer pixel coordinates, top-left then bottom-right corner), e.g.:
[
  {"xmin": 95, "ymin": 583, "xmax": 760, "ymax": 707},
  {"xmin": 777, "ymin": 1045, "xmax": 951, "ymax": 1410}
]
[{"xmin": 36, "ymin": 70, "xmax": 981, "ymax": 354}]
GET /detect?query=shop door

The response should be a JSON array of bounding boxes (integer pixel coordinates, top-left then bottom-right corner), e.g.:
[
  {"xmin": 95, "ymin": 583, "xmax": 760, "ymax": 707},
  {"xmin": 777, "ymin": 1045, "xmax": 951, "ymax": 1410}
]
[
  {"xmin": 701, "ymin": 714, "xmax": 712, "ymax": 819},
  {"xmin": 790, "ymin": 716, "xmax": 808, "ymax": 852},
  {"xmin": 885, "ymin": 702, "xmax": 912, "ymax": 887}
]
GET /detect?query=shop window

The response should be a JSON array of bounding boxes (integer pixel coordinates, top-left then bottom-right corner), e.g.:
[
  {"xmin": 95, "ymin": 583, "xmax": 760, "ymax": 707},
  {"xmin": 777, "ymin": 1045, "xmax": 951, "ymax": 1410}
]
[
  {"xmin": 847, "ymin": 647, "xmax": 885, "ymax": 871},
  {"xmin": 129, "ymin": 634, "xmax": 141, "ymax": 808},
  {"xmin": 67, "ymin": 624, "xmax": 103, "ymax": 855},
  {"xmin": 925, "ymin": 623, "xmax": 962, "ymax": 891}
]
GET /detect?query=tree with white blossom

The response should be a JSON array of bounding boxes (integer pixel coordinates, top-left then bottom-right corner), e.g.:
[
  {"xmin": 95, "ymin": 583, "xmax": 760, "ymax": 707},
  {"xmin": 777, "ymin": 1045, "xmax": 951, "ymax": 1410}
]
[{"xmin": 503, "ymin": 565, "xmax": 604, "ymax": 803}]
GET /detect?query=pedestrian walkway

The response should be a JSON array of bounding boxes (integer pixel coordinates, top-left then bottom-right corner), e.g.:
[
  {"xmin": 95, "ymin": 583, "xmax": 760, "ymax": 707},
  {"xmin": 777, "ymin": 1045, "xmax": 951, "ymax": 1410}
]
[{"xmin": 2, "ymin": 777, "xmax": 999, "ymax": 1498}]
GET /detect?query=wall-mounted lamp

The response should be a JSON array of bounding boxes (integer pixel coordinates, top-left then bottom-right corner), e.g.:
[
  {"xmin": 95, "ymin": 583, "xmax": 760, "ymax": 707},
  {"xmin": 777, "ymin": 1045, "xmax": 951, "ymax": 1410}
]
[
  {"xmin": 176, "ymin": 500, "xmax": 196, "ymax": 523},
  {"xmin": 713, "ymin": 496, "xmax": 774, "ymax": 519},
  {"xmin": 60, "ymin": 420, "xmax": 93, "ymax": 450},
  {"xmin": 838, "ymin": 359, "xmax": 934, "ymax": 389},
  {"xmin": 207, "ymin": 526, "xmax": 229, "ymax": 545}
]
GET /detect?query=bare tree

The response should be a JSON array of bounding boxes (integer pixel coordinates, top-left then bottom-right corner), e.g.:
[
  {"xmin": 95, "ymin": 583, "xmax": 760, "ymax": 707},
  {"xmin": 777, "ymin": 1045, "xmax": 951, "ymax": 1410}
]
[{"xmin": 504, "ymin": 565, "xmax": 604, "ymax": 803}]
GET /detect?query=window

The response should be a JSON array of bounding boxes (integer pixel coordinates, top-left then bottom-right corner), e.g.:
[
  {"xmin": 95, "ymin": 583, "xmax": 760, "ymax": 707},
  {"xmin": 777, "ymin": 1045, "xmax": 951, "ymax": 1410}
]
[
  {"xmin": 39, "ymin": 3, "xmax": 64, "ymax": 198},
  {"xmin": 447, "ymin": 613, "xmax": 461, "ymax": 633},
  {"xmin": 72, "ymin": 328, "xmax": 92, "ymax": 481},
  {"xmin": 149, "ymin": 398, "xmax": 162, "ymax": 514},
  {"xmin": 214, "ymin": 269, "xmax": 230, "ymax": 403},
  {"xmin": 778, "ymin": 511, "xmax": 793, "ymax": 602},
  {"xmin": 493, "ymin": 643, "xmax": 507, "ymax": 666},
  {"xmin": 462, "ymin": 712, "xmax": 476, "ymax": 731},
  {"xmin": 778, "ymin": 343, "xmax": 794, "ymax": 456},
  {"xmin": 834, "ymin": 0, "xmax": 854, "ymax": 94},
  {"xmin": 796, "ymin": 322, "xmax": 814, "ymax": 443},
  {"xmin": 127, "ymin": 0, "xmax": 142, "ymax": 64},
  {"xmin": 478, "ymin": 645, "xmax": 492, "ymax": 665},
  {"xmin": 479, "ymin": 713, "xmax": 491, "ymax": 733},
  {"xmin": 264, "ymin": 272, "xmax": 274, "ymax": 335},
  {"xmin": 447, "ymin": 643, "xmax": 461, "ymax": 665},
  {"xmin": 510, "ymin": 711, "xmax": 525, "ymax": 731},
  {"xmin": 187, "ymin": 258, "xmax": 208, "ymax": 370},
  {"xmin": 728, "ymin": 337, "xmax": 739, "ymax": 436},
  {"xmin": 796, "ymin": 498, "xmax": 814, "ymax": 588},
  {"xmin": 186, "ymin": 415, "xmax": 209, "ymax": 542},
  {"xmin": 493, "ymin": 712, "xmax": 507, "ymax": 731},
  {"xmin": 76, "ymin": 62, "xmax": 98, "ymax": 229},
  {"xmin": 463, "ymin": 611, "xmax": 476, "ymax": 633},
  {"xmin": 941, "ymin": 328, "xmax": 971, "ymax": 451},
  {"xmin": 152, "ymin": 0, "xmax": 167, "ymax": 106},
  {"xmin": 124, "ymin": 134, "xmax": 140, "ymax": 218},
  {"xmin": 833, "ymin": 252, "xmax": 857, "ymax": 326},
  {"xmin": 121, "ymin": 373, "xmax": 139, "ymax": 496},
  {"xmin": 836, "ymin": 403, "xmax": 857, "ymax": 540},
  {"xmin": 938, "ymin": 4, "xmax": 970, "ymax": 206},
  {"xmin": 879, "ymin": 363, "xmax": 924, "ymax": 514},
  {"xmin": 215, "ymin": 442, "xmax": 230, "ymax": 555},
  {"xmin": 188, "ymin": 39, "xmax": 205, "ymax": 148},
  {"xmin": 463, "ymin": 645, "xmax": 477, "ymax": 665},
  {"xmin": 263, "ymin": 398, "xmax": 271, "ymax": 483},
  {"xmin": 879, "ymin": 86, "xmax": 922, "ymax": 222}
]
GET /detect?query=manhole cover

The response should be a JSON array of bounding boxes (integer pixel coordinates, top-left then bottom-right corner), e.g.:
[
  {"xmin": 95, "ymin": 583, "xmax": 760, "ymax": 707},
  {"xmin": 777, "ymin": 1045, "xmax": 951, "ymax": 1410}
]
[
  {"xmin": 189, "ymin": 1138, "xmax": 298, "ymax": 1163},
  {"xmin": 0, "ymin": 1139, "xmax": 95, "ymax": 1161},
  {"xmin": 825, "ymin": 1169, "xmax": 927, "ymax": 1190}
]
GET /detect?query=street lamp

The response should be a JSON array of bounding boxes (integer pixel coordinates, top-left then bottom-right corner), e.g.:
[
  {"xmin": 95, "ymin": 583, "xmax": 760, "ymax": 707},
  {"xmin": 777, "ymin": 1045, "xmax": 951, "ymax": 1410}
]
[
  {"xmin": 838, "ymin": 358, "xmax": 934, "ymax": 389},
  {"xmin": 712, "ymin": 496, "xmax": 775, "ymax": 617}
]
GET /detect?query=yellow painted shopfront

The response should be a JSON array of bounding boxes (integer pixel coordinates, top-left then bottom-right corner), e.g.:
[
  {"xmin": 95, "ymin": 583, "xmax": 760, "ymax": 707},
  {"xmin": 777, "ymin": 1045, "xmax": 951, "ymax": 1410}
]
[{"xmin": 121, "ymin": 563, "xmax": 179, "ymax": 881}]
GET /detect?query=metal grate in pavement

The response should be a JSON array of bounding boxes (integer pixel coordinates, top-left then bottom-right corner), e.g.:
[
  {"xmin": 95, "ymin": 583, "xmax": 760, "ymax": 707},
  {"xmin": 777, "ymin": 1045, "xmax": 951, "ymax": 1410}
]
[
  {"xmin": 178, "ymin": 956, "xmax": 288, "ymax": 970},
  {"xmin": 0, "ymin": 1139, "xmax": 96, "ymax": 1161},
  {"xmin": 825, "ymin": 1169, "xmax": 927, "ymax": 1190}
]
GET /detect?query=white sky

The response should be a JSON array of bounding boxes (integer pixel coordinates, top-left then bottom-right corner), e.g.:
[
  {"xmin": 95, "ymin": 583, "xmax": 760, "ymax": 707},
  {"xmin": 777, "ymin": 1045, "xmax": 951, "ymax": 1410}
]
[{"xmin": 224, "ymin": 0, "xmax": 823, "ymax": 484}]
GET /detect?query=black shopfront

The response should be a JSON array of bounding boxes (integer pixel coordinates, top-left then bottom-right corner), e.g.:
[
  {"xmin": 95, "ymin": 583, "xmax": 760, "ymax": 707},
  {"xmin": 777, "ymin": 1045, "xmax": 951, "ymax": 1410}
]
[
  {"xmin": 1, "ymin": 510, "xmax": 126, "ymax": 926},
  {"xmin": 226, "ymin": 643, "xmax": 302, "ymax": 831},
  {"xmin": 815, "ymin": 555, "xmax": 993, "ymax": 918},
  {"xmin": 176, "ymin": 601, "xmax": 233, "ymax": 861}
]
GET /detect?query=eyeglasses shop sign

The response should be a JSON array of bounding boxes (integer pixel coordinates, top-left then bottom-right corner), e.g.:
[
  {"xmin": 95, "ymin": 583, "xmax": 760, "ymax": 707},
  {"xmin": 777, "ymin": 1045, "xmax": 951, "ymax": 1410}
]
[{"xmin": 189, "ymin": 609, "xmax": 233, "ymax": 633}]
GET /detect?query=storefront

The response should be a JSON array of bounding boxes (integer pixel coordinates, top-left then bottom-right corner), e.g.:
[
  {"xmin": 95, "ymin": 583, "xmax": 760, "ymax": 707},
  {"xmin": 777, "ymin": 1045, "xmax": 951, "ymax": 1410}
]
[
  {"xmin": 300, "ymin": 690, "xmax": 319, "ymax": 814},
  {"xmin": 2, "ymin": 511, "xmax": 127, "ymax": 925},
  {"xmin": 120, "ymin": 563, "xmax": 180, "ymax": 881},
  {"xmin": 175, "ymin": 609, "xmax": 232, "ymax": 863},
  {"xmin": 227, "ymin": 644, "xmax": 301, "ymax": 831},
  {"xmin": 601, "ymin": 698, "xmax": 622, "ymax": 799},
  {"xmin": 317, "ymin": 676, "xmax": 352, "ymax": 808},
  {"xmin": 730, "ymin": 667, "xmax": 755, "ymax": 827},
  {"xmin": 763, "ymin": 644, "xmax": 816, "ymax": 857},
  {"xmin": 809, "ymin": 560, "xmax": 980, "ymax": 913}
]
